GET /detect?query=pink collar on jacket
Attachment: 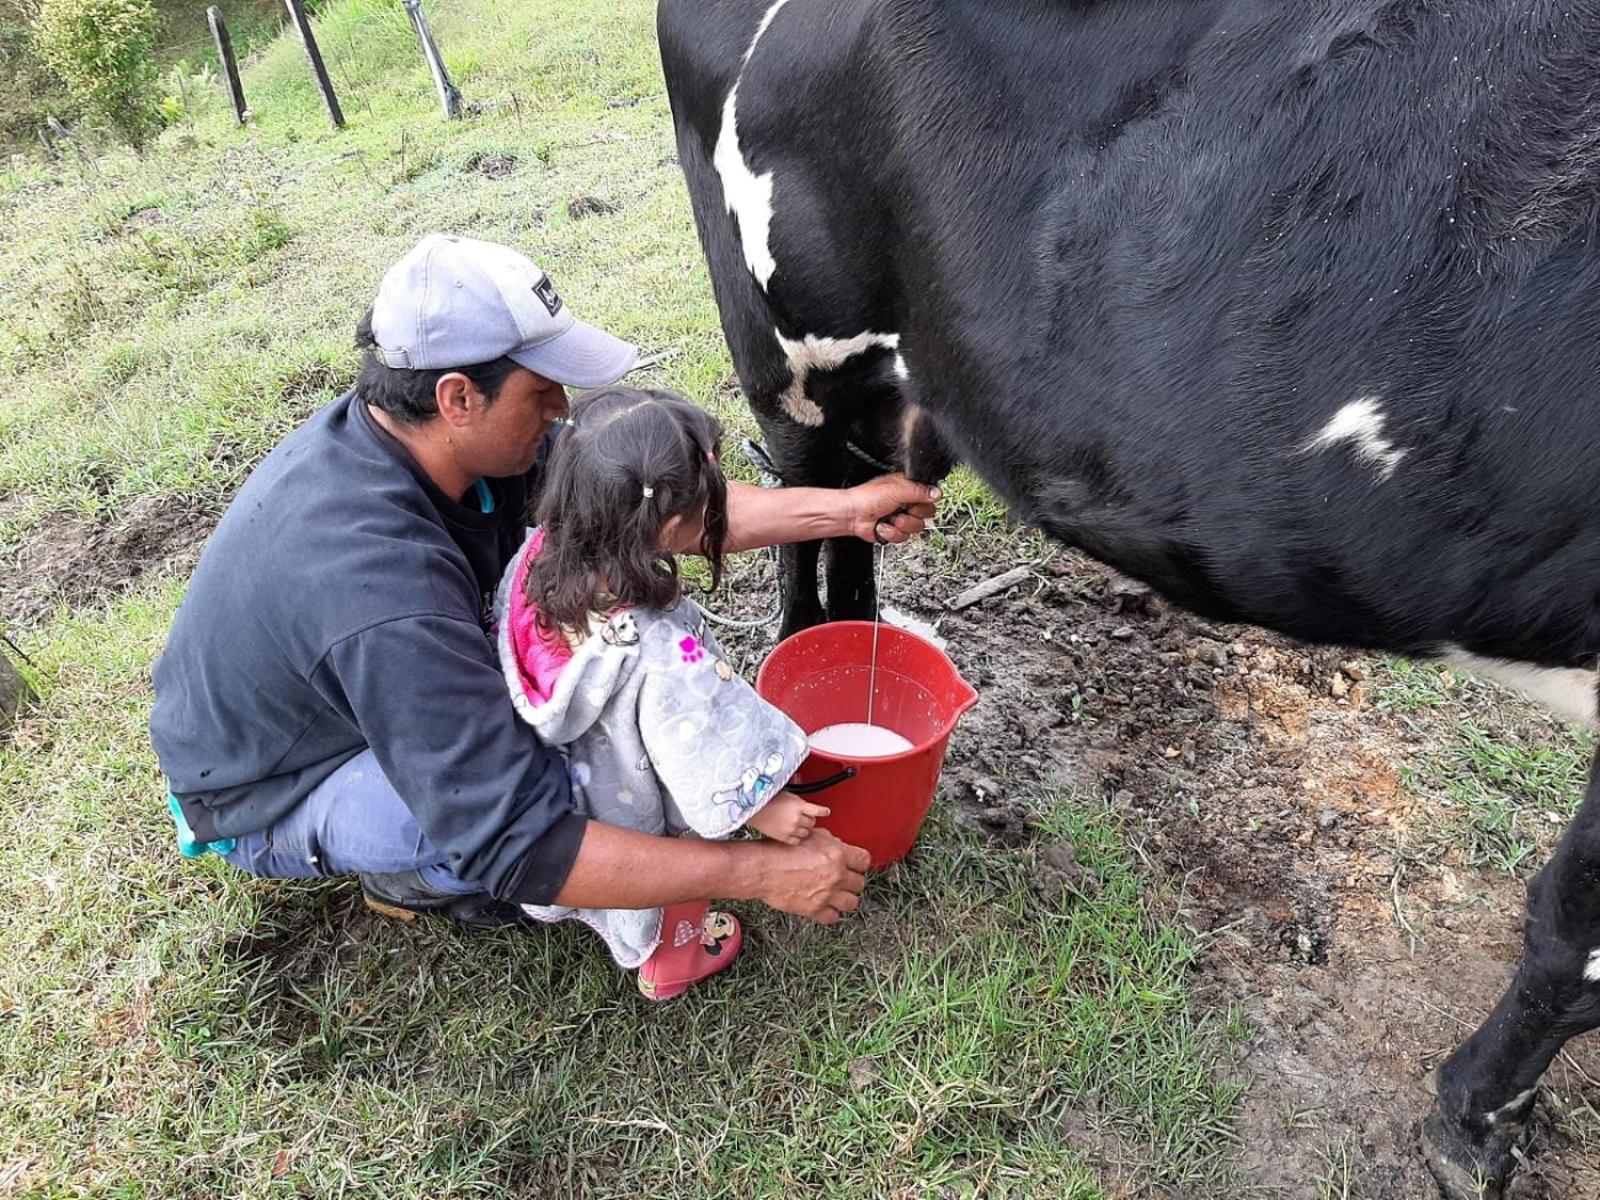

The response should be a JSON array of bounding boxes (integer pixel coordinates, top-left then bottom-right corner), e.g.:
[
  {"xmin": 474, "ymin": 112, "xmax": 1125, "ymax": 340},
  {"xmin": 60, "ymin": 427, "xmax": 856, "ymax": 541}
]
[{"xmin": 505, "ymin": 529, "xmax": 575, "ymax": 706}]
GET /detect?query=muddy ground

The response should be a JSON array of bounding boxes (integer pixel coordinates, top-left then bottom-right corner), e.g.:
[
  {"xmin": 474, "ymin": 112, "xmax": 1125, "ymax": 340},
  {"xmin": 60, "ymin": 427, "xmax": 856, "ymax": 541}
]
[
  {"xmin": 6, "ymin": 494, "xmax": 1598, "ymax": 1198},
  {"xmin": 709, "ymin": 534, "xmax": 1600, "ymax": 1200},
  {"xmin": 0, "ymin": 494, "xmax": 214, "ymax": 634}
]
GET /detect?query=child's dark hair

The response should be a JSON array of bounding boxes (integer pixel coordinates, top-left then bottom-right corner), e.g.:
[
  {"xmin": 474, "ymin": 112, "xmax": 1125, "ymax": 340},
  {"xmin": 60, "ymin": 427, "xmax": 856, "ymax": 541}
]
[{"xmin": 526, "ymin": 387, "xmax": 728, "ymax": 633}]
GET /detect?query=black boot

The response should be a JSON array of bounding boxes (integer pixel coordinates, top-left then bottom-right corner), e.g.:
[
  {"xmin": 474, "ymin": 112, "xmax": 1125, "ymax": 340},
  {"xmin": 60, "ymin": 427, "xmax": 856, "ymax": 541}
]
[{"xmin": 359, "ymin": 869, "xmax": 534, "ymax": 929}]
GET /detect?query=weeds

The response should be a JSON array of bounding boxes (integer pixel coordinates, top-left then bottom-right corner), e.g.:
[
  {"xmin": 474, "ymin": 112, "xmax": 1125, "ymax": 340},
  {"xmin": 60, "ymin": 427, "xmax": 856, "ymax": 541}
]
[{"xmin": 1374, "ymin": 660, "xmax": 1592, "ymax": 873}]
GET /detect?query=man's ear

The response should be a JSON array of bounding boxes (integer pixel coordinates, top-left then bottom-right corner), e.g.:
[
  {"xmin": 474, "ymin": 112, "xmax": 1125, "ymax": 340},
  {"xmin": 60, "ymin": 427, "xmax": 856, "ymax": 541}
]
[{"xmin": 434, "ymin": 372, "xmax": 481, "ymax": 428}]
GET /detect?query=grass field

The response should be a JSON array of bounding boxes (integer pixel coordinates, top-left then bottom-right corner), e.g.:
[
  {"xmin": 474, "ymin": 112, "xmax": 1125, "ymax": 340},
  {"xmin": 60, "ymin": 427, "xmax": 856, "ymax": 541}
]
[{"xmin": 0, "ymin": 3, "xmax": 1245, "ymax": 1194}]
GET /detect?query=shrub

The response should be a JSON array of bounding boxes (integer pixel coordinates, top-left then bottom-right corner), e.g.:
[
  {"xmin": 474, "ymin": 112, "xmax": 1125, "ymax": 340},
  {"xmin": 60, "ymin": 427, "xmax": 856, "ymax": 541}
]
[
  {"xmin": 0, "ymin": 1, "xmax": 75, "ymax": 154},
  {"xmin": 32, "ymin": 0, "xmax": 161, "ymax": 145}
]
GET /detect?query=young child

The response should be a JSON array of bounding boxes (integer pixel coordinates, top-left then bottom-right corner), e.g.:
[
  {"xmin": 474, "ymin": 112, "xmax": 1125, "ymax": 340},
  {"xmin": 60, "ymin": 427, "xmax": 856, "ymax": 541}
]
[{"xmin": 493, "ymin": 387, "xmax": 827, "ymax": 1000}]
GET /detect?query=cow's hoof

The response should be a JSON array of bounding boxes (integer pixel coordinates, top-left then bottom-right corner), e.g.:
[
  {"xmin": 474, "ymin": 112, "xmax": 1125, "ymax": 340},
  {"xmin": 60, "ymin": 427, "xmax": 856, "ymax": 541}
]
[{"xmin": 1420, "ymin": 1111, "xmax": 1511, "ymax": 1200}]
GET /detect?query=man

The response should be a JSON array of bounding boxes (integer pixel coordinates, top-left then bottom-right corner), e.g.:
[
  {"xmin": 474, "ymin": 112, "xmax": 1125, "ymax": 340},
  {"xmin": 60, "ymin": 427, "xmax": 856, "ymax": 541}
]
[{"xmin": 150, "ymin": 233, "xmax": 938, "ymax": 929}]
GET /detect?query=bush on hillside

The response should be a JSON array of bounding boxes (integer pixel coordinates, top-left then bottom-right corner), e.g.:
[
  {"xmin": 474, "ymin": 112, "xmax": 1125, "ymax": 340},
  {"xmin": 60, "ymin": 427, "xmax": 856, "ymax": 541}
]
[
  {"xmin": 0, "ymin": 0, "xmax": 75, "ymax": 155},
  {"xmin": 33, "ymin": 0, "xmax": 161, "ymax": 145}
]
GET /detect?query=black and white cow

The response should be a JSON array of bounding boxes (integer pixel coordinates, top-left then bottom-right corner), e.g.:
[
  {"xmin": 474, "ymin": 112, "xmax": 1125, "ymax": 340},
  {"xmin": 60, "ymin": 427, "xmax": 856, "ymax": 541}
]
[{"xmin": 658, "ymin": 0, "xmax": 1600, "ymax": 1194}]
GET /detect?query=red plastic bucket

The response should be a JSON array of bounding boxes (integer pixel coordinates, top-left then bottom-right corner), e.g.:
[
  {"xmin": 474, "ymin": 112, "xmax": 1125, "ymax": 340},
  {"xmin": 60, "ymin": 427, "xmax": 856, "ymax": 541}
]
[{"xmin": 756, "ymin": 621, "xmax": 978, "ymax": 868}]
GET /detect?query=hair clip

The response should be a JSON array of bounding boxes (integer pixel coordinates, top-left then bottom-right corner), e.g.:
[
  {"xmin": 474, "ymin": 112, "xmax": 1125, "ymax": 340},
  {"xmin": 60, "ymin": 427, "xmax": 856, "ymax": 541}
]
[{"xmin": 642, "ymin": 485, "xmax": 655, "ymax": 498}]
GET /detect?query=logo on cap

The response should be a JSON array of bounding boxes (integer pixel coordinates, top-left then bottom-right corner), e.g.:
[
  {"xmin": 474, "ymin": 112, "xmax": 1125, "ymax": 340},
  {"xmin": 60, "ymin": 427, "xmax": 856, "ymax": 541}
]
[{"xmin": 534, "ymin": 276, "xmax": 563, "ymax": 318}]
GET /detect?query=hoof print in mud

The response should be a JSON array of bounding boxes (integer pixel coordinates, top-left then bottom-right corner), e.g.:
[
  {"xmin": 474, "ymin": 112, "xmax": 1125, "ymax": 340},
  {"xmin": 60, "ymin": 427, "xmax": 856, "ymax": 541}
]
[{"xmin": 1277, "ymin": 918, "xmax": 1330, "ymax": 966}]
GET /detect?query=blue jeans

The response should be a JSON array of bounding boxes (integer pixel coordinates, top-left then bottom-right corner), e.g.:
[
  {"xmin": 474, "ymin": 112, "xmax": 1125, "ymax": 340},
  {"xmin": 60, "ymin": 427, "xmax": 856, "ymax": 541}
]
[{"xmin": 220, "ymin": 749, "xmax": 482, "ymax": 896}]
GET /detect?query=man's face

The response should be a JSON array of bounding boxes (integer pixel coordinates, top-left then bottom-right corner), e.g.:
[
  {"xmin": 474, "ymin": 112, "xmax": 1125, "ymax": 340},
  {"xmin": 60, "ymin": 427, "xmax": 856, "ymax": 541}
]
[{"xmin": 465, "ymin": 366, "xmax": 569, "ymax": 478}]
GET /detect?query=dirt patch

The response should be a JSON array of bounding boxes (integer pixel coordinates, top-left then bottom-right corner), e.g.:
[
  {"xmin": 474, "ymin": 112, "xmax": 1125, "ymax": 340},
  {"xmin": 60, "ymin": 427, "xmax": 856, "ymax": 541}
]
[
  {"xmin": 121, "ymin": 206, "xmax": 163, "ymax": 233},
  {"xmin": 0, "ymin": 494, "xmax": 216, "ymax": 633},
  {"xmin": 464, "ymin": 152, "xmax": 519, "ymax": 179},
  {"xmin": 942, "ymin": 549, "xmax": 1600, "ymax": 1199},
  {"xmin": 1029, "ymin": 841, "xmax": 1101, "ymax": 906},
  {"xmin": 710, "ymin": 539, "xmax": 1600, "ymax": 1198},
  {"xmin": 566, "ymin": 194, "xmax": 621, "ymax": 220}
]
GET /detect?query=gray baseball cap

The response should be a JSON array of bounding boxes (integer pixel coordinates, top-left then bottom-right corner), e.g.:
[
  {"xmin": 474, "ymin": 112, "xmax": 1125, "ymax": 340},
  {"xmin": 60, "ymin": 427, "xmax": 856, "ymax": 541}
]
[{"xmin": 369, "ymin": 234, "xmax": 638, "ymax": 387}]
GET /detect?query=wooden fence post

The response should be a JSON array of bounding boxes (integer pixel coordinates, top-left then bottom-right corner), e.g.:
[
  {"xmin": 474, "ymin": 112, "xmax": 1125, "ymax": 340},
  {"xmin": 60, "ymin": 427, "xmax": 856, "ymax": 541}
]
[
  {"xmin": 207, "ymin": 7, "xmax": 250, "ymax": 124},
  {"xmin": 43, "ymin": 115, "xmax": 96, "ymax": 179},
  {"xmin": 402, "ymin": 0, "xmax": 462, "ymax": 120},
  {"xmin": 282, "ymin": 0, "xmax": 345, "ymax": 129}
]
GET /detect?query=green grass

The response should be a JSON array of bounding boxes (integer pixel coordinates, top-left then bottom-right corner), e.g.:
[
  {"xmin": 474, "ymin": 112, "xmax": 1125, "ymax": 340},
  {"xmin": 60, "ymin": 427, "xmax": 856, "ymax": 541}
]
[
  {"xmin": 1373, "ymin": 659, "xmax": 1592, "ymax": 873},
  {"xmin": 0, "ymin": 1, "xmax": 1235, "ymax": 1193}
]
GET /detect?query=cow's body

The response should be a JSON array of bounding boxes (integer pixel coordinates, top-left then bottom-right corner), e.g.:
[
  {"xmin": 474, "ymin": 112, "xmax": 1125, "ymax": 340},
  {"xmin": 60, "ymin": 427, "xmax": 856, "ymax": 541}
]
[{"xmin": 659, "ymin": 1, "xmax": 1600, "ymax": 1194}]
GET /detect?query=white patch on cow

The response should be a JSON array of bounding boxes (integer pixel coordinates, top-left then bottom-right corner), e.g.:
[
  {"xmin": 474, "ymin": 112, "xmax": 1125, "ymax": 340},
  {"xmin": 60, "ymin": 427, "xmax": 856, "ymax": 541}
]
[
  {"xmin": 1585, "ymin": 949, "xmax": 1600, "ymax": 984},
  {"xmin": 775, "ymin": 329, "xmax": 901, "ymax": 425},
  {"xmin": 712, "ymin": 0, "xmax": 795, "ymax": 289},
  {"xmin": 901, "ymin": 403, "xmax": 923, "ymax": 459},
  {"xmin": 1486, "ymin": 1087, "xmax": 1538, "ymax": 1126},
  {"xmin": 1445, "ymin": 649, "xmax": 1600, "ymax": 729},
  {"xmin": 1302, "ymin": 396, "xmax": 1409, "ymax": 479},
  {"xmin": 747, "ymin": 0, "xmax": 795, "ymax": 51},
  {"xmin": 893, "ymin": 354, "xmax": 910, "ymax": 381},
  {"xmin": 714, "ymin": 90, "xmax": 777, "ymax": 287}
]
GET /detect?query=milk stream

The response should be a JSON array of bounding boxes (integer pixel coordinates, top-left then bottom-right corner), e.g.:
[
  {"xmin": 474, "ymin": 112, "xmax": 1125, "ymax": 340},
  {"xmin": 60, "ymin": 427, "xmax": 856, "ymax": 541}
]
[
  {"xmin": 809, "ymin": 722, "xmax": 914, "ymax": 758},
  {"xmin": 867, "ymin": 541, "xmax": 885, "ymax": 725},
  {"xmin": 808, "ymin": 546, "xmax": 915, "ymax": 758}
]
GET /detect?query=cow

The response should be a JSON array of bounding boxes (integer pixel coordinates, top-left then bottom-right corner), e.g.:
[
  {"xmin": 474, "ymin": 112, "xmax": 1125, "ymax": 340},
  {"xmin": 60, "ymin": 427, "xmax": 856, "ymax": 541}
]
[{"xmin": 656, "ymin": 0, "xmax": 1600, "ymax": 1195}]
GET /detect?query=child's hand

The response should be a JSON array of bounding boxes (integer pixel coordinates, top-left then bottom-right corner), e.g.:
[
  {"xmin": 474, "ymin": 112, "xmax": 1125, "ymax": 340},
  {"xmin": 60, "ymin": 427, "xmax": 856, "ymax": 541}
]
[{"xmin": 747, "ymin": 791, "xmax": 830, "ymax": 845}]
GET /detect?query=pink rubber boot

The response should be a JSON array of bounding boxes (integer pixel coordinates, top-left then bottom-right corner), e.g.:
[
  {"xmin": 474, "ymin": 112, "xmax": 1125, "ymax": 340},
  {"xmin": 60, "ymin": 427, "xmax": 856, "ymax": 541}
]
[{"xmin": 636, "ymin": 900, "xmax": 744, "ymax": 1002}]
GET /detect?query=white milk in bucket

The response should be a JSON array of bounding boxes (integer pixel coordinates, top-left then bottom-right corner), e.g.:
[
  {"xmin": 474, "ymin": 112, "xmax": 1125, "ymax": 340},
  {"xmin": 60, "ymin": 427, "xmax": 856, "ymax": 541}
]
[{"xmin": 808, "ymin": 722, "xmax": 914, "ymax": 758}]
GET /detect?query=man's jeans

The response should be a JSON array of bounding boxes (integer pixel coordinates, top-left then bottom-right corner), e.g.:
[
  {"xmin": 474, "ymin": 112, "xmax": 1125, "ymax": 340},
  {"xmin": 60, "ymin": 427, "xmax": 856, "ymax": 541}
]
[{"xmin": 220, "ymin": 749, "xmax": 482, "ymax": 896}]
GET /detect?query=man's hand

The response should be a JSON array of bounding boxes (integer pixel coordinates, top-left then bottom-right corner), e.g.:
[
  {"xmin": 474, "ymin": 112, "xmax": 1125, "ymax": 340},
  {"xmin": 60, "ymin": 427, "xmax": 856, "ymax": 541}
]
[
  {"xmin": 845, "ymin": 474, "xmax": 941, "ymax": 544},
  {"xmin": 753, "ymin": 828, "xmax": 871, "ymax": 923},
  {"xmin": 553, "ymin": 820, "xmax": 869, "ymax": 919}
]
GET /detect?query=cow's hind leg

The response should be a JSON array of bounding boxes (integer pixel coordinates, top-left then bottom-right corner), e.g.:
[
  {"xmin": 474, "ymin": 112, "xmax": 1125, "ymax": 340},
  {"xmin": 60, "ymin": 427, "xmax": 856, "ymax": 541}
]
[
  {"xmin": 825, "ymin": 530, "xmax": 876, "ymax": 624},
  {"xmin": 1424, "ymin": 751, "xmax": 1600, "ymax": 1199},
  {"xmin": 758, "ymin": 357, "xmax": 929, "ymax": 634},
  {"xmin": 754, "ymin": 411, "xmax": 834, "ymax": 636}
]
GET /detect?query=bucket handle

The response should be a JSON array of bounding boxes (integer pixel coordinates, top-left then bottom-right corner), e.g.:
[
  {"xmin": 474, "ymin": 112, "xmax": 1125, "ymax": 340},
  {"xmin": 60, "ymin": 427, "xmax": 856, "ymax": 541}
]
[{"xmin": 788, "ymin": 766, "xmax": 858, "ymax": 796}]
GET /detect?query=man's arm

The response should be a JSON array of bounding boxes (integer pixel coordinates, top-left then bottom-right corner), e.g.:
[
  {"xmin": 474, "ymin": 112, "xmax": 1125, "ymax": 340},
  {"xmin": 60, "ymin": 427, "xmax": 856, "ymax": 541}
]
[
  {"xmin": 553, "ymin": 821, "xmax": 870, "ymax": 923},
  {"xmin": 721, "ymin": 474, "xmax": 941, "ymax": 553}
]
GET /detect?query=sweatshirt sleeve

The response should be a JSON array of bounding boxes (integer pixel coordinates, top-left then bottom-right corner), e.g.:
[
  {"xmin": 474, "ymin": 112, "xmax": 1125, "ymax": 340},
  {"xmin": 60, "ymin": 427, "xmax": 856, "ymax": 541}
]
[
  {"xmin": 312, "ymin": 613, "xmax": 586, "ymax": 905},
  {"xmin": 635, "ymin": 614, "xmax": 809, "ymax": 840}
]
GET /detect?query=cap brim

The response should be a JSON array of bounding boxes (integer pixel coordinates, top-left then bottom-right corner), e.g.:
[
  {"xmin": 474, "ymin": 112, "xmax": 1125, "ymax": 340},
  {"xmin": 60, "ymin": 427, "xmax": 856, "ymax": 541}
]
[{"xmin": 509, "ymin": 318, "xmax": 638, "ymax": 389}]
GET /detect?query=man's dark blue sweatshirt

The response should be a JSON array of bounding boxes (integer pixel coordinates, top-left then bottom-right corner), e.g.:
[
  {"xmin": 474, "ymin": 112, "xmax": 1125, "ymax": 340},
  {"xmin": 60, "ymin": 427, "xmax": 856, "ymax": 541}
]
[{"xmin": 149, "ymin": 390, "xmax": 584, "ymax": 905}]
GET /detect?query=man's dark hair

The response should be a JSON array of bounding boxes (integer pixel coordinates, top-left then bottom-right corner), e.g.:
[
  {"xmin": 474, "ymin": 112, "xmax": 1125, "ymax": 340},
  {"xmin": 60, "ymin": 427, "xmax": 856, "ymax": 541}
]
[
  {"xmin": 525, "ymin": 387, "xmax": 728, "ymax": 633},
  {"xmin": 353, "ymin": 307, "xmax": 523, "ymax": 424}
]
